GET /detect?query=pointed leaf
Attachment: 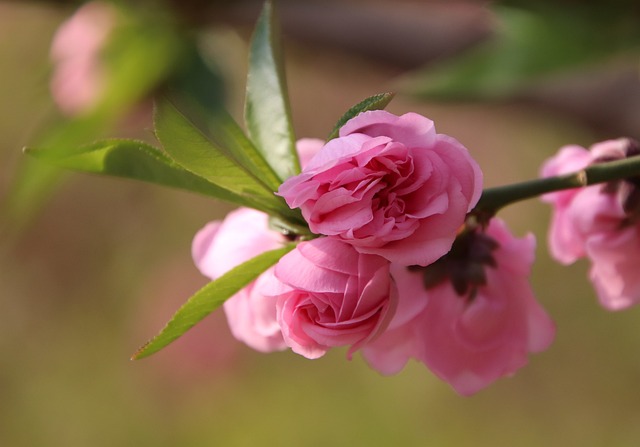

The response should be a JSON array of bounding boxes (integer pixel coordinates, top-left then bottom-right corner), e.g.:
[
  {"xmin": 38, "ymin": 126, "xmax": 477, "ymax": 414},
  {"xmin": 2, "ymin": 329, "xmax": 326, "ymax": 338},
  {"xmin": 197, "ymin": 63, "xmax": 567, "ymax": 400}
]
[
  {"xmin": 132, "ymin": 243, "xmax": 296, "ymax": 359},
  {"xmin": 24, "ymin": 139, "xmax": 267, "ymax": 208},
  {"xmin": 154, "ymin": 98, "xmax": 293, "ymax": 217},
  {"xmin": 207, "ymin": 109, "xmax": 283, "ymax": 192},
  {"xmin": 167, "ymin": 92, "xmax": 283, "ymax": 193},
  {"xmin": 163, "ymin": 48, "xmax": 282, "ymax": 193},
  {"xmin": 245, "ymin": 0, "xmax": 299, "ymax": 181},
  {"xmin": 327, "ymin": 93, "xmax": 396, "ymax": 141}
]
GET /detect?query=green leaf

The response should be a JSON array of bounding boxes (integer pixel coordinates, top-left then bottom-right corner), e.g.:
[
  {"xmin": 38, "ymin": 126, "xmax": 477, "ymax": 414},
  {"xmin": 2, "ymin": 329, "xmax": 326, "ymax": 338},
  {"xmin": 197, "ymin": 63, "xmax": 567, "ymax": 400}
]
[
  {"xmin": 25, "ymin": 139, "xmax": 256, "ymax": 205},
  {"xmin": 165, "ymin": 92, "xmax": 284, "ymax": 194},
  {"xmin": 132, "ymin": 243, "xmax": 296, "ymax": 359},
  {"xmin": 154, "ymin": 98, "xmax": 296, "ymax": 217},
  {"xmin": 245, "ymin": 0, "xmax": 299, "ymax": 181},
  {"xmin": 5, "ymin": 7, "xmax": 187, "ymax": 237},
  {"xmin": 326, "ymin": 93, "xmax": 396, "ymax": 141},
  {"xmin": 3, "ymin": 115, "xmax": 97, "ymax": 235},
  {"xmin": 207, "ymin": 109, "xmax": 284, "ymax": 193},
  {"xmin": 162, "ymin": 42, "xmax": 282, "ymax": 192}
]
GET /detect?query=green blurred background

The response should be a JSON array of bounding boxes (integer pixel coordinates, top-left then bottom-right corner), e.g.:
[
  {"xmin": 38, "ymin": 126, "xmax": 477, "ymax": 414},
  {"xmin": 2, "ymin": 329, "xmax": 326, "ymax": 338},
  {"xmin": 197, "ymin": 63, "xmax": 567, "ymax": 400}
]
[{"xmin": 2, "ymin": 1, "xmax": 640, "ymax": 445}]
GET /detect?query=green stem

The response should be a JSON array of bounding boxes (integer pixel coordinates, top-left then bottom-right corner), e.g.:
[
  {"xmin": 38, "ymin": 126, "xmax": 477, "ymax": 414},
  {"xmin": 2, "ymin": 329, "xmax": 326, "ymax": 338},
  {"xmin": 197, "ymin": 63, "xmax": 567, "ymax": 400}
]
[{"xmin": 475, "ymin": 155, "xmax": 640, "ymax": 216}]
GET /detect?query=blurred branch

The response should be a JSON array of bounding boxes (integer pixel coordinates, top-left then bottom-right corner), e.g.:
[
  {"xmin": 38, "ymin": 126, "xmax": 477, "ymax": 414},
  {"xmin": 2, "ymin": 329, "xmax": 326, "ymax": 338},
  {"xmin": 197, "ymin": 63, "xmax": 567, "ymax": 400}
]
[{"xmin": 222, "ymin": 0, "xmax": 493, "ymax": 70}]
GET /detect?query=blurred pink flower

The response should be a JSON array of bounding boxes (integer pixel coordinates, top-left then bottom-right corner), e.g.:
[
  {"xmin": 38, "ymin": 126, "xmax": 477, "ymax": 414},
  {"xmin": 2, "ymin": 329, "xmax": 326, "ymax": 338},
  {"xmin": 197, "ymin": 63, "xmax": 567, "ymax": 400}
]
[
  {"xmin": 541, "ymin": 138, "xmax": 640, "ymax": 310},
  {"xmin": 278, "ymin": 110, "xmax": 483, "ymax": 266},
  {"xmin": 192, "ymin": 139, "xmax": 324, "ymax": 351},
  {"xmin": 363, "ymin": 219, "xmax": 555, "ymax": 396},
  {"xmin": 49, "ymin": 1, "xmax": 116, "ymax": 115},
  {"xmin": 263, "ymin": 237, "xmax": 397, "ymax": 359}
]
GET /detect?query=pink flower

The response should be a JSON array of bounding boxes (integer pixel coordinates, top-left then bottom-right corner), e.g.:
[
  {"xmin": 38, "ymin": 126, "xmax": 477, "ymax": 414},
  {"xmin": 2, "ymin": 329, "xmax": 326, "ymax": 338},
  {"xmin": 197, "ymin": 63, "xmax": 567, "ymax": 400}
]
[
  {"xmin": 49, "ymin": 1, "xmax": 116, "ymax": 115},
  {"xmin": 191, "ymin": 139, "xmax": 324, "ymax": 351},
  {"xmin": 358, "ymin": 263, "xmax": 429, "ymax": 375},
  {"xmin": 363, "ymin": 219, "xmax": 556, "ymax": 395},
  {"xmin": 263, "ymin": 237, "xmax": 397, "ymax": 359},
  {"xmin": 278, "ymin": 110, "xmax": 483, "ymax": 266},
  {"xmin": 541, "ymin": 138, "xmax": 640, "ymax": 310},
  {"xmin": 296, "ymin": 138, "xmax": 324, "ymax": 170}
]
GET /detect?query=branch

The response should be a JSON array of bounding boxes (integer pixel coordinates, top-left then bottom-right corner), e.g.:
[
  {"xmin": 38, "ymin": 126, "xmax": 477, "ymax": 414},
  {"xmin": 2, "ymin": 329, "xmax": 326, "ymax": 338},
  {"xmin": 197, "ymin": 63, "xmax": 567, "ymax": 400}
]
[{"xmin": 475, "ymin": 154, "xmax": 640, "ymax": 216}]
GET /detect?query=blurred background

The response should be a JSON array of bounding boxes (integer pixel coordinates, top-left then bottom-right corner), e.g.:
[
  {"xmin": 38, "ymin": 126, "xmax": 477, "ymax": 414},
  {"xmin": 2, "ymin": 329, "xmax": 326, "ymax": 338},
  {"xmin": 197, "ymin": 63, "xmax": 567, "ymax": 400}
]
[{"xmin": 2, "ymin": 0, "xmax": 640, "ymax": 445}]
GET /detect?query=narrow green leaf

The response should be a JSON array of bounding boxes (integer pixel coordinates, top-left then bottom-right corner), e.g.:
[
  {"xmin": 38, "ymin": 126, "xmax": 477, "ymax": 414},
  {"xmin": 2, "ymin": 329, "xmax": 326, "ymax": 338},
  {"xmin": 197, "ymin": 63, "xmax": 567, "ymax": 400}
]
[
  {"xmin": 207, "ymin": 109, "xmax": 283, "ymax": 193},
  {"xmin": 327, "ymin": 93, "xmax": 396, "ymax": 141},
  {"xmin": 245, "ymin": 0, "xmax": 299, "ymax": 181},
  {"xmin": 162, "ymin": 45, "xmax": 282, "ymax": 193},
  {"xmin": 132, "ymin": 243, "xmax": 296, "ymax": 359},
  {"xmin": 154, "ymin": 98, "xmax": 292, "ymax": 216},
  {"xmin": 25, "ymin": 139, "xmax": 261, "ymax": 207},
  {"xmin": 167, "ymin": 91, "xmax": 283, "ymax": 193}
]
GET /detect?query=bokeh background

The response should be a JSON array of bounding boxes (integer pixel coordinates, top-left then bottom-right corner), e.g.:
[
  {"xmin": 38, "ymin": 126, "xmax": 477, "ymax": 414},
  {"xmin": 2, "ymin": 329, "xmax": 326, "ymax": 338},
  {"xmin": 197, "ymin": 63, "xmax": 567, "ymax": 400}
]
[{"xmin": 2, "ymin": 1, "xmax": 640, "ymax": 445}]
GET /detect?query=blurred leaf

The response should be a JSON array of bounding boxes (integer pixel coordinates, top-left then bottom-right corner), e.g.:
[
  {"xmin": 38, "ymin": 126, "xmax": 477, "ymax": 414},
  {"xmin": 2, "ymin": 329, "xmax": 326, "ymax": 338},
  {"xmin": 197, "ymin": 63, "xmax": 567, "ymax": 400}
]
[
  {"xmin": 497, "ymin": 0, "xmax": 640, "ymax": 18},
  {"xmin": 245, "ymin": 0, "xmax": 299, "ymax": 182},
  {"xmin": 327, "ymin": 93, "xmax": 396, "ymax": 141},
  {"xmin": 154, "ymin": 98, "xmax": 297, "ymax": 218},
  {"xmin": 0, "ymin": 161, "xmax": 65, "ymax": 239},
  {"xmin": 4, "ymin": 6, "xmax": 186, "ymax": 236},
  {"xmin": 2, "ymin": 114, "xmax": 98, "ymax": 234},
  {"xmin": 25, "ymin": 139, "xmax": 254, "ymax": 204},
  {"xmin": 163, "ymin": 36, "xmax": 227, "ymax": 117},
  {"xmin": 97, "ymin": 9, "xmax": 185, "ymax": 114},
  {"xmin": 405, "ymin": 7, "xmax": 640, "ymax": 100},
  {"xmin": 132, "ymin": 243, "xmax": 296, "ymax": 359}
]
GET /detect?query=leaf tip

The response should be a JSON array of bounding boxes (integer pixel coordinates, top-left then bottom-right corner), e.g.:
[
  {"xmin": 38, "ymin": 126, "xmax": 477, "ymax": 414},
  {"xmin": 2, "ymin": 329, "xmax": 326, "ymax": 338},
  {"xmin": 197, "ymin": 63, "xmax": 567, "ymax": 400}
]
[
  {"xmin": 377, "ymin": 91, "xmax": 396, "ymax": 106},
  {"xmin": 327, "ymin": 92, "xmax": 398, "ymax": 141},
  {"xmin": 23, "ymin": 146, "xmax": 44, "ymax": 157},
  {"xmin": 130, "ymin": 342, "xmax": 151, "ymax": 361}
]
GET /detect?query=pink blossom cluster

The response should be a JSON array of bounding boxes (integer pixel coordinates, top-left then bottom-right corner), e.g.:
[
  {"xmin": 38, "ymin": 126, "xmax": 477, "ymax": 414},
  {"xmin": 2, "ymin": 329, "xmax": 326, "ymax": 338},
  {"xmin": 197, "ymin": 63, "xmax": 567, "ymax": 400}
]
[
  {"xmin": 541, "ymin": 138, "xmax": 640, "ymax": 310},
  {"xmin": 193, "ymin": 111, "xmax": 555, "ymax": 394}
]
